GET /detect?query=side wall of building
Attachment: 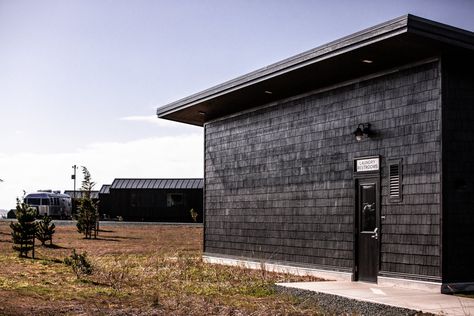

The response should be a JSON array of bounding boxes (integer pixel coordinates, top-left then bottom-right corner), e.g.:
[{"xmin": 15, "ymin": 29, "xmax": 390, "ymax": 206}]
[
  {"xmin": 205, "ymin": 61, "xmax": 442, "ymax": 280},
  {"xmin": 442, "ymin": 54, "xmax": 474, "ymax": 285},
  {"xmin": 98, "ymin": 193, "xmax": 112, "ymax": 218},
  {"xmin": 108, "ymin": 189, "xmax": 203, "ymax": 222}
]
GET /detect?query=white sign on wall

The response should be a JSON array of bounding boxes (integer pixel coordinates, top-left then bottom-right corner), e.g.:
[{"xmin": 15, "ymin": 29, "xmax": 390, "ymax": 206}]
[{"xmin": 356, "ymin": 158, "xmax": 380, "ymax": 172}]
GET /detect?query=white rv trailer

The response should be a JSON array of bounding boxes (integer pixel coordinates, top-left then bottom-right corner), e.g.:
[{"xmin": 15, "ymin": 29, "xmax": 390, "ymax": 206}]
[{"xmin": 24, "ymin": 191, "xmax": 72, "ymax": 219}]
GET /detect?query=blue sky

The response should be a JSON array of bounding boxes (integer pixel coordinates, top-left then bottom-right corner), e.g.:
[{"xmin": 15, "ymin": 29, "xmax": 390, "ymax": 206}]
[{"xmin": 1, "ymin": 0, "xmax": 473, "ymax": 210}]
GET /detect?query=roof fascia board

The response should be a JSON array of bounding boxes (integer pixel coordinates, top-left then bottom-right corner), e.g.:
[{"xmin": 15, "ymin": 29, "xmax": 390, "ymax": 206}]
[
  {"xmin": 407, "ymin": 14, "xmax": 474, "ymax": 50},
  {"xmin": 156, "ymin": 15, "xmax": 410, "ymax": 118},
  {"xmin": 158, "ymin": 29, "xmax": 407, "ymax": 118},
  {"xmin": 157, "ymin": 14, "xmax": 474, "ymax": 120}
]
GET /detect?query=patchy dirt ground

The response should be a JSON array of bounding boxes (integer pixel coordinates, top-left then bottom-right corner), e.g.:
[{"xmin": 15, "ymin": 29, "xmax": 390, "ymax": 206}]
[{"xmin": 0, "ymin": 221, "xmax": 325, "ymax": 315}]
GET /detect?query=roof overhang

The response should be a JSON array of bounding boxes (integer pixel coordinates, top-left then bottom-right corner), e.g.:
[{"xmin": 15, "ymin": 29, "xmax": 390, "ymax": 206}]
[{"xmin": 156, "ymin": 14, "xmax": 474, "ymax": 126}]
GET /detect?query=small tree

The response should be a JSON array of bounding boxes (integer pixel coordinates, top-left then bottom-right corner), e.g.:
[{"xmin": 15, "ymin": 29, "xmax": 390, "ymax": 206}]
[
  {"xmin": 75, "ymin": 166, "xmax": 99, "ymax": 239},
  {"xmin": 36, "ymin": 215, "xmax": 55, "ymax": 246},
  {"xmin": 10, "ymin": 198, "xmax": 38, "ymax": 258},
  {"xmin": 190, "ymin": 208, "xmax": 198, "ymax": 222},
  {"xmin": 64, "ymin": 249, "xmax": 93, "ymax": 279}
]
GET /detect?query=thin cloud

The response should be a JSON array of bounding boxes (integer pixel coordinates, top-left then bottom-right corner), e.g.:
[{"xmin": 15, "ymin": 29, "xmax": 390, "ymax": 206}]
[
  {"xmin": 0, "ymin": 134, "xmax": 203, "ymax": 210},
  {"xmin": 119, "ymin": 115, "xmax": 183, "ymax": 128}
]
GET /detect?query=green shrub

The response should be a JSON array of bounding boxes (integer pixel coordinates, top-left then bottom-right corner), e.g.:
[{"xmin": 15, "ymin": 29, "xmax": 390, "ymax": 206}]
[{"xmin": 64, "ymin": 249, "xmax": 93, "ymax": 279}]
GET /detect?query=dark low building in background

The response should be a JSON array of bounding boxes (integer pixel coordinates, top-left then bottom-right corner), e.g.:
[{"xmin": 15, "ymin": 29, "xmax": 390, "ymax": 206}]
[
  {"xmin": 157, "ymin": 15, "xmax": 474, "ymax": 293},
  {"xmin": 98, "ymin": 184, "xmax": 111, "ymax": 218},
  {"xmin": 64, "ymin": 190, "xmax": 99, "ymax": 215},
  {"xmin": 64, "ymin": 190, "xmax": 100, "ymax": 200},
  {"xmin": 99, "ymin": 178, "xmax": 203, "ymax": 222},
  {"xmin": 7, "ymin": 209, "xmax": 16, "ymax": 219}
]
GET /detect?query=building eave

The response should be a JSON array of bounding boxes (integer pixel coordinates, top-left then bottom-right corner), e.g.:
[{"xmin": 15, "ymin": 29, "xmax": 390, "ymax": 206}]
[{"xmin": 156, "ymin": 14, "xmax": 474, "ymax": 126}]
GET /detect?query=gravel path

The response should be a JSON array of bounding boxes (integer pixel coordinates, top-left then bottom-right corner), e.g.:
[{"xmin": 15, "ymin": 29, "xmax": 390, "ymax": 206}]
[{"xmin": 275, "ymin": 285, "xmax": 435, "ymax": 316}]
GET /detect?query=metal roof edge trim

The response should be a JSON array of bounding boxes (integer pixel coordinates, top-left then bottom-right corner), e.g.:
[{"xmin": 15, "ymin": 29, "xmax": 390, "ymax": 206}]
[
  {"xmin": 109, "ymin": 178, "xmax": 204, "ymax": 189},
  {"xmin": 407, "ymin": 16, "xmax": 474, "ymax": 50},
  {"xmin": 156, "ymin": 14, "xmax": 474, "ymax": 121},
  {"xmin": 407, "ymin": 14, "xmax": 474, "ymax": 45},
  {"xmin": 156, "ymin": 14, "xmax": 411, "ymax": 118}
]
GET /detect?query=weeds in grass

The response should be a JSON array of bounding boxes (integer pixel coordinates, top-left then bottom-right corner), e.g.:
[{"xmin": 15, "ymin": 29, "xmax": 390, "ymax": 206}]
[
  {"xmin": 86, "ymin": 250, "xmax": 323, "ymax": 314},
  {"xmin": 0, "ymin": 223, "xmax": 325, "ymax": 315},
  {"xmin": 94, "ymin": 255, "xmax": 133, "ymax": 291}
]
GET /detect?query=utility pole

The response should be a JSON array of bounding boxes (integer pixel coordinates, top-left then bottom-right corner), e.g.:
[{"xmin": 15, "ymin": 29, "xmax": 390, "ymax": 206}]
[{"xmin": 71, "ymin": 165, "xmax": 78, "ymax": 214}]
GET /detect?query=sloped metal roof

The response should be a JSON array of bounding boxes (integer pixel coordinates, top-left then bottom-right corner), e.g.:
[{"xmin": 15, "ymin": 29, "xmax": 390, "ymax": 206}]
[
  {"xmin": 110, "ymin": 178, "xmax": 203, "ymax": 190},
  {"xmin": 157, "ymin": 14, "xmax": 474, "ymax": 126},
  {"xmin": 99, "ymin": 185, "xmax": 111, "ymax": 195}
]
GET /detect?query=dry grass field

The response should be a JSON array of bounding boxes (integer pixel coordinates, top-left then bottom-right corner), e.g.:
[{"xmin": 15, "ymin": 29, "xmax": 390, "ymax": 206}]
[{"xmin": 0, "ymin": 221, "xmax": 325, "ymax": 315}]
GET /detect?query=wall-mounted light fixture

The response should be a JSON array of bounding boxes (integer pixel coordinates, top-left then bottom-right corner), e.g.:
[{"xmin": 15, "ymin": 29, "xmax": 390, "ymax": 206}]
[{"xmin": 353, "ymin": 123, "xmax": 372, "ymax": 141}]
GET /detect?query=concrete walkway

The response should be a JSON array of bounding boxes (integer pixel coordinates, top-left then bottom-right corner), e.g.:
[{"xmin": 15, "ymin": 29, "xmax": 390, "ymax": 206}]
[{"xmin": 277, "ymin": 281, "xmax": 474, "ymax": 315}]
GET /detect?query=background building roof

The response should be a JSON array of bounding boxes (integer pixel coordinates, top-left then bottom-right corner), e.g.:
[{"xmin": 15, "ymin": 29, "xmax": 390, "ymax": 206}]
[
  {"xmin": 110, "ymin": 178, "xmax": 203, "ymax": 190},
  {"xmin": 99, "ymin": 185, "xmax": 111, "ymax": 195}
]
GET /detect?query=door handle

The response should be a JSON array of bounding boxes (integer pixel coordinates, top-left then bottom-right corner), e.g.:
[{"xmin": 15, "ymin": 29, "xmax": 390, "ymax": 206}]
[{"xmin": 371, "ymin": 227, "xmax": 378, "ymax": 240}]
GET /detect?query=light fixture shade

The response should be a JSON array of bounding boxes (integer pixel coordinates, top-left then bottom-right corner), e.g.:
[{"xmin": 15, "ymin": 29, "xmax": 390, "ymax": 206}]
[
  {"xmin": 353, "ymin": 127, "xmax": 364, "ymax": 141},
  {"xmin": 353, "ymin": 123, "xmax": 372, "ymax": 141}
]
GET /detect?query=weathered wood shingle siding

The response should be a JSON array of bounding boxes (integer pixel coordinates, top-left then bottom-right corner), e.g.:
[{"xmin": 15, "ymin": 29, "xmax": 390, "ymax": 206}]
[
  {"xmin": 205, "ymin": 61, "xmax": 442, "ymax": 279},
  {"xmin": 442, "ymin": 55, "xmax": 474, "ymax": 284}
]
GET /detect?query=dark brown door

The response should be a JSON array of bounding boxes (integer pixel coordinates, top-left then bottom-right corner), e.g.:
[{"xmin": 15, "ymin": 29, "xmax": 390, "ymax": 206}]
[{"xmin": 357, "ymin": 180, "xmax": 379, "ymax": 282}]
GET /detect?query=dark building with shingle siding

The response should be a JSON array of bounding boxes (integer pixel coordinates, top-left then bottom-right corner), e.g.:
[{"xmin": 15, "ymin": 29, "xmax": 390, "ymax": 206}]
[
  {"xmin": 103, "ymin": 178, "xmax": 203, "ymax": 222},
  {"xmin": 157, "ymin": 15, "xmax": 474, "ymax": 292},
  {"xmin": 205, "ymin": 61, "xmax": 442, "ymax": 278}
]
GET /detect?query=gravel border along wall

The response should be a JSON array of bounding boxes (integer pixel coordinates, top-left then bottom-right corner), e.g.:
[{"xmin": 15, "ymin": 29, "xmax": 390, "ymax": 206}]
[{"xmin": 275, "ymin": 285, "xmax": 435, "ymax": 316}]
